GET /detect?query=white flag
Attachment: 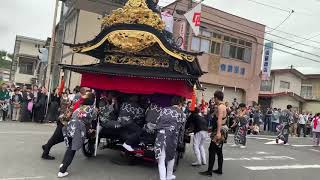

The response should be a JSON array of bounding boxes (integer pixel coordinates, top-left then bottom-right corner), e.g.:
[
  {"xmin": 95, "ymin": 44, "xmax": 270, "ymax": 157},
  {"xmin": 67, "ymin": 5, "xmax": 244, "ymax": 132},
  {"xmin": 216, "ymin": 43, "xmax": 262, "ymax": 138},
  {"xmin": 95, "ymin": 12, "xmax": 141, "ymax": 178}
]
[{"xmin": 184, "ymin": 3, "xmax": 202, "ymax": 36}]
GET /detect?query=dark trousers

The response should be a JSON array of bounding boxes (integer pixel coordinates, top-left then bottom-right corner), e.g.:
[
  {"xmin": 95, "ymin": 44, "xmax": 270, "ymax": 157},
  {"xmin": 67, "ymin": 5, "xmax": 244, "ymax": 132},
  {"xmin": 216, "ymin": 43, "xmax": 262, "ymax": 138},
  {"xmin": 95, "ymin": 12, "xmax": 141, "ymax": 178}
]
[
  {"xmin": 123, "ymin": 123, "xmax": 143, "ymax": 146},
  {"xmin": 297, "ymin": 124, "xmax": 306, "ymax": 137},
  {"xmin": 264, "ymin": 117, "xmax": 271, "ymax": 131},
  {"xmin": 42, "ymin": 121, "xmax": 64, "ymax": 156},
  {"xmin": 59, "ymin": 138, "xmax": 76, "ymax": 173},
  {"xmin": 271, "ymin": 122, "xmax": 279, "ymax": 132},
  {"xmin": 208, "ymin": 141, "xmax": 223, "ymax": 172},
  {"xmin": 2, "ymin": 110, "xmax": 7, "ymax": 120}
]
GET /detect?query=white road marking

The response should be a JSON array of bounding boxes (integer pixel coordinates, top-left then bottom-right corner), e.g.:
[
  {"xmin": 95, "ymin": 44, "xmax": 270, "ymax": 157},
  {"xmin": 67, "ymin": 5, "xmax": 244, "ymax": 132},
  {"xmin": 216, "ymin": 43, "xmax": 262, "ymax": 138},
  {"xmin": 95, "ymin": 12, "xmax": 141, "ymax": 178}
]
[
  {"xmin": 244, "ymin": 164, "xmax": 320, "ymax": 170},
  {"xmin": 0, "ymin": 176, "xmax": 45, "ymax": 180},
  {"xmin": 248, "ymin": 137, "xmax": 274, "ymax": 141},
  {"xmin": 264, "ymin": 140, "xmax": 290, "ymax": 145},
  {"xmin": 291, "ymin": 145, "xmax": 314, "ymax": 147},
  {"xmin": 309, "ymin": 149, "xmax": 320, "ymax": 152},
  {"xmin": 0, "ymin": 131, "xmax": 50, "ymax": 135},
  {"xmin": 225, "ymin": 156, "xmax": 295, "ymax": 161},
  {"xmin": 256, "ymin": 151, "xmax": 270, "ymax": 155}
]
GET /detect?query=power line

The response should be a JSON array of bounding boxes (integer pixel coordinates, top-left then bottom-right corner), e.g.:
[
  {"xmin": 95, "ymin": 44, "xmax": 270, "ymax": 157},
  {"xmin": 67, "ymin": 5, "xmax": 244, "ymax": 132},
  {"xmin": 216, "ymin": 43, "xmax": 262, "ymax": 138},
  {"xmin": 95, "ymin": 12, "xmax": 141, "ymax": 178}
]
[
  {"xmin": 201, "ymin": 24, "xmax": 320, "ymax": 64},
  {"xmin": 201, "ymin": 17, "xmax": 320, "ymax": 60},
  {"xmin": 246, "ymin": 0, "xmax": 292, "ymax": 13},
  {"xmin": 267, "ymin": 10, "xmax": 294, "ymax": 33},
  {"xmin": 165, "ymin": 5, "xmax": 320, "ymax": 50},
  {"xmin": 162, "ymin": 0, "xmax": 320, "ymax": 45}
]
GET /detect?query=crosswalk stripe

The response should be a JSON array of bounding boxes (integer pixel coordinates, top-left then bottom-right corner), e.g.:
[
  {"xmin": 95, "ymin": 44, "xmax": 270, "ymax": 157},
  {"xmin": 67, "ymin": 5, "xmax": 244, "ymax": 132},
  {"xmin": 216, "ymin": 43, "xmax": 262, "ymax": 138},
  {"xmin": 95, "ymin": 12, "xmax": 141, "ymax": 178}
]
[
  {"xmin": 244, "ymin": 164, "xmax": 320, "ymax": 170},
  {"xmin": 309, "ymin": 149, "xmax": 320, "ymax": 153},
  {"xmin": 291, "ymin": 145, "xmax": 314, "ymax": 147},
  {"xmin": 225, "ymin": 156, "xmax": 294, "ymax": 161}
]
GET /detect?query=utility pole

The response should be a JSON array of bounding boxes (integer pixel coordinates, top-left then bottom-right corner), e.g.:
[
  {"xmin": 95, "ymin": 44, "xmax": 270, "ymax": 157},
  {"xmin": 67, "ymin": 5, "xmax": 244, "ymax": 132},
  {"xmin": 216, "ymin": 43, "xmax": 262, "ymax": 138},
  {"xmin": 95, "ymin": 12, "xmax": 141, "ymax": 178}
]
[
  {"xmin": 46, "ymin": 0, "xmax": 59, "ymax": 90},
  {"xmin": 45, "ymin": 0, "xmax": 59, "ymax": 113},
  {"xmin": 184, "ymin": 0, "xmax": 193, "ymax": 50}
]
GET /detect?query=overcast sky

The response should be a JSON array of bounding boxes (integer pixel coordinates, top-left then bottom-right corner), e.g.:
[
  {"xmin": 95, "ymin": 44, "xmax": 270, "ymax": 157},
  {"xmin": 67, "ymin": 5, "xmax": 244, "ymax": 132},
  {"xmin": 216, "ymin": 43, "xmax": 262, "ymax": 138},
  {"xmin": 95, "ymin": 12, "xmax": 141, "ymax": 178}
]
[{"xmin": 0, "ymin": 0, "xmax": 320, "ymax": 73}]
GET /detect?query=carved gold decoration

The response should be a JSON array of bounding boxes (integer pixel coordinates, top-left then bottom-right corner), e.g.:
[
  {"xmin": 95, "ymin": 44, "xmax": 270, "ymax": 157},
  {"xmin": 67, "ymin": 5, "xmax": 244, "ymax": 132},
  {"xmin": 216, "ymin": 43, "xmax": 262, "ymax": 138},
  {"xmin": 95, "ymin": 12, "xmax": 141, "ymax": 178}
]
[
  {"xmin": 174, "ymin": 61, "xmax": 188, "ymax": 74},
  {"xmin": 105, "ymin": 55, "xmax": 169, "ymax": 68},
  {"xmin": 79, "ymin": 30, "xmax": 196, "ymax": 62},
  {"xmin": 175, "ymin": 51, "xmax": 196, "ymax": 62},
  {"xmin": 106, "ymin": 30, "xmax": 156, "ymax": 52},
  {"xmin": 102, "ymin": 0, "xmax": 165, "ymax": 31}
]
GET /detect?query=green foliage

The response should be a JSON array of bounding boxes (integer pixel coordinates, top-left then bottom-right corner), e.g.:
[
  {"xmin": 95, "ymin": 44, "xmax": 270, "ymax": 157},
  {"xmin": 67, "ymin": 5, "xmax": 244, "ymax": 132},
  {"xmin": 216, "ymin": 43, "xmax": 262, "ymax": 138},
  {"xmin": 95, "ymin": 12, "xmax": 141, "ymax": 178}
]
[{"xmin": 0, "ymin": 50, "xmax": 12, "ymax": 70}]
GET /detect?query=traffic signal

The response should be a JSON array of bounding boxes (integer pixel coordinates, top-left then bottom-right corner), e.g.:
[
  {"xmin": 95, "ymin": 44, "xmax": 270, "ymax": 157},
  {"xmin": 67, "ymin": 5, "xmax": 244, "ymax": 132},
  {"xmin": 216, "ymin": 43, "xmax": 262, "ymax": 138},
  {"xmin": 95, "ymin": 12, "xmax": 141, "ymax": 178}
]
[{"xmin": 38, "ymin": 48, "xmax": 48, "ymax": 63}]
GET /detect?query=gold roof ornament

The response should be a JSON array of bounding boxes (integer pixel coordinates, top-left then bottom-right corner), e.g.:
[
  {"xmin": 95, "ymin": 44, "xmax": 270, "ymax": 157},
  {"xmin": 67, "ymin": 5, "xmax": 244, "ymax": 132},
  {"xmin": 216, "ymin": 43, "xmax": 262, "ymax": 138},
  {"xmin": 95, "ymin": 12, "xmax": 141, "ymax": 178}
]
[{"xmin": 102, "ymin": 0, "xmax": 165, "ymax": 31}]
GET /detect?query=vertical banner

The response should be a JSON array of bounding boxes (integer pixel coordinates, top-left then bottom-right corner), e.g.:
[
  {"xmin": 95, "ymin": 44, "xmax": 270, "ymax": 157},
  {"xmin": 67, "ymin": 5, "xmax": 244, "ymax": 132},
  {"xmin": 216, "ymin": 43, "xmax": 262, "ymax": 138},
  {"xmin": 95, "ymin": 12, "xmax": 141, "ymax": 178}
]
[
  {"xmin": 262, "ymin": 42, "xmax": 273, "ymax": 80},
  {"xmin": 184, "ymin": 3, "xmax": 202, "ymax": 36},
  {"xmin": 178, "ymin": 21, "xmax": 186, "ymax": 49}
]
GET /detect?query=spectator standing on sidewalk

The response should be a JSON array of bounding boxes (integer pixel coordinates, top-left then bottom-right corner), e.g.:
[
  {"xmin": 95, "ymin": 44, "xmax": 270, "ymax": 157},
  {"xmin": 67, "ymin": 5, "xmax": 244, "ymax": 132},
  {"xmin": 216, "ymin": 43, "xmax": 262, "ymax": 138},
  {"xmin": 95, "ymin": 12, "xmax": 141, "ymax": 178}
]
[
  {"xmin": 11, "ymin": 88, "xmax": 22, "ymax": 121},
  {"xmin": 306, "ymin": 114, "xmax": 313, "ymax": 137},
  {"xmin": 298, "ymin": 112, "xmax": 307, "ymax": 137},
  {"xmin": 264, "ymin": 108, "xmax": 273, "ymax": 131},
  {"xmin": 271, "ymin": 108, "xmax": 280, "ymax": 132},
  {"xmin": 34, "ymin": 87, "xmax": 48, "ymax": 123},
  {"xmin": 0, "ymin": 83, "xmax": 10, "ymax": 121},
  {"xmin": 312, "ymin": 113, "xmax": 320, "ymax": 147},
  {"xmin": 47, "ymin": 88, "xmax": 61, "ymax": 123}
]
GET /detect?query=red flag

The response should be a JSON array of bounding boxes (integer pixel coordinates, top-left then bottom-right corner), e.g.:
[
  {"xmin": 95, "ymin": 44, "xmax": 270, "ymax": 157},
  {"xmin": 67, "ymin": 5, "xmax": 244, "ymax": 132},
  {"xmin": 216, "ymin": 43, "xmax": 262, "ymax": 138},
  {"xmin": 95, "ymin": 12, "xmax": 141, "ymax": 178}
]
[
  {"xmin": 58, "ymin": 77, "xmax": 65, "ymax": 96},
  {"xmin": 190, "ymin": 90, "xmax": 196, "ymax": 111}
]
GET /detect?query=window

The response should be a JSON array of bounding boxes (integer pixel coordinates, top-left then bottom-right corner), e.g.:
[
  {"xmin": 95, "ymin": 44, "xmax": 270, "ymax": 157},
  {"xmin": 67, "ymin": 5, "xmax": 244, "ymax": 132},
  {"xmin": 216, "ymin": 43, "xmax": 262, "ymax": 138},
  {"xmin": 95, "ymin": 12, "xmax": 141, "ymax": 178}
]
[
  {"xmin": 222, "ymin": 36, "xmax": 252, "ymax": 62},
  {"xmin": 227, "ymin": 65, "xmax": 233, "ymax": 72},
  {"xmin": 301, "ymin": 85, "xmax": 313, "ymax": 98},
  {"xmin": 211, "ymin": 41, "xmax": 221, "ymax": 55},
  {"xmin": 236, "ymin": 47, "xmax": 245, "ymax": 60},
  {"xmin": 280, "ymin": 81, "xmax": 290, "ymax": 89},
  {"xmin": 201, "ymin": 30, "xmax": 211, "ymax": 37},
  {"xmin": 260, "ymin": 80, "xmax": 272, "ymax": 91},
  {"xmin": 200, "ymin": 38, "xmax": 210, "ymax": 53},
  {"xmin": 234, "ymin": 66, "xmax": 239, "ymax": 74},
  {"xmin": 240, "ymin": 68, "xmax": 245, "ymax": 75},
  {"xmin": 229, "ymin": 45, "xmax": 237, "ymax": 58},
  {"xmin": 191, "ymin": 37, "xmax": 201, "ymax": 51},
  {"xmin": 19, "ymin": 59, "xmax": 34, "ymax": 75},
  {"xmin": 220, "ymin": 64, "xmax": 226, "ymax": 71},
  {"xmin": 191, "ymin": 30, "xmax": 222, "ymax": 55}
]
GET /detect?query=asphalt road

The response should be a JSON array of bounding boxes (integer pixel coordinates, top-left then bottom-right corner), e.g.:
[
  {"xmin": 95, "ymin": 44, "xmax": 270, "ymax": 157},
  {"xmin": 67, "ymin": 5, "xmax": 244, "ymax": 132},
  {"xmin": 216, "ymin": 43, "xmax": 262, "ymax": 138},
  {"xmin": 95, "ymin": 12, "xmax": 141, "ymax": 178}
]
[{"xmin": 0, "ymin": 122, "xmax": 320, "ymax": 180}]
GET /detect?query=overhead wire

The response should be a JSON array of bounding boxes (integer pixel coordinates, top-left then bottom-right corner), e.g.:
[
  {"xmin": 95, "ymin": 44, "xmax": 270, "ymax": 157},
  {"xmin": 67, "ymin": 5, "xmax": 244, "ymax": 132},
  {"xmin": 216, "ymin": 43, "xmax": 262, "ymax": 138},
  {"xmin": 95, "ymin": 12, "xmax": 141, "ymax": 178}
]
[
  {"xmin": 164, "ymin": 5, "xmax": 320, "ymax": 51},
  {"xmin": 161, "ymin": 0, "xmax": 320, "ymax": 45},
  {"xmin": 184, "ymin": 24, "xmax": 320, "ymax": 64},
  {"xmin": 266, "ymin": 9, "xmax": 294, "ymax": 33}
]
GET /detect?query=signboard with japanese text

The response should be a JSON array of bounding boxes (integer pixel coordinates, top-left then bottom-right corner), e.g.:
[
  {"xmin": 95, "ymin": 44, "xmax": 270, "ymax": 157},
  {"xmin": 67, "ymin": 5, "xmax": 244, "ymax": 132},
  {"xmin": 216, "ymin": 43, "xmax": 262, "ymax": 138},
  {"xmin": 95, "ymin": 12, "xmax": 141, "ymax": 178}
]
[{"xmin": 262, "ymin": 42, "xmax": 273, "ymax": 80}]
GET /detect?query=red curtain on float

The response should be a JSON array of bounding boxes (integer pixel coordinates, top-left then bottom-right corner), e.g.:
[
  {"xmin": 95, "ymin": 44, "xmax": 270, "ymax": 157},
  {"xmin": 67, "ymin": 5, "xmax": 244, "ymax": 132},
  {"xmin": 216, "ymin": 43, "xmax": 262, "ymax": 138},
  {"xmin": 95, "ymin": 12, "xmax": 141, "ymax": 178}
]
[{"xmin": 80, "ymin": 73, "xmax": 193, "ymax": 98}]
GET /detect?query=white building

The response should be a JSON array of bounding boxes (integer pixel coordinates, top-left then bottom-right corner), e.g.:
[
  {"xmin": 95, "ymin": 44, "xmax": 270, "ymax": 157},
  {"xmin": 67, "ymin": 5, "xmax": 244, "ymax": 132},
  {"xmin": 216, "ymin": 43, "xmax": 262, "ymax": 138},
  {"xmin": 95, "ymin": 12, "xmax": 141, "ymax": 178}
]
[
  {"xmin": 11, "ymin": 35, "xmax": 46, "ymax": 87},
  {"xmin": 259, "ymin": 68, "xmax": 320, "ymax": 113}
]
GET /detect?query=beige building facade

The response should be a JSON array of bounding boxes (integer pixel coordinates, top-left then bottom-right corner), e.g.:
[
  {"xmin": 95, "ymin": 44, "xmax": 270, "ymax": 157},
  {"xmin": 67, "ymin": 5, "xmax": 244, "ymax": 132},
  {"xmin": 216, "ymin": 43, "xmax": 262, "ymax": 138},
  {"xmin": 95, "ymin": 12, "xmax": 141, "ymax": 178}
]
[
  {"xmin": 259, "ymin": 69, "xmax": 320, "ymax": 113},
  {"xmin": 164, "ymin": 0, "xmax": 265, "ymax": 105}
]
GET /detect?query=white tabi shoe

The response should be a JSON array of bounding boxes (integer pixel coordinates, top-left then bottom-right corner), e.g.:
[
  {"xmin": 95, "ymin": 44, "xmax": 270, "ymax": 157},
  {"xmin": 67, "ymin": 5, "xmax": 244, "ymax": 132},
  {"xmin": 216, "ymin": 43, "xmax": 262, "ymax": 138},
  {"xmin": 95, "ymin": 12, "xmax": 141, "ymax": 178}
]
[
  {"xmin": 122, "ymin": 143, "xmax": 134, "ymax": 152},
  {"xmin": 240, "ymin": 145, "xmax": 247, "ymax": 149},
  {"xmin": 57, "ymin": 172, "xmax": 69, "ymax": 178},
  {"xmin": 167, "ymin": 175, "xmax": 176, "ymax": 180}
]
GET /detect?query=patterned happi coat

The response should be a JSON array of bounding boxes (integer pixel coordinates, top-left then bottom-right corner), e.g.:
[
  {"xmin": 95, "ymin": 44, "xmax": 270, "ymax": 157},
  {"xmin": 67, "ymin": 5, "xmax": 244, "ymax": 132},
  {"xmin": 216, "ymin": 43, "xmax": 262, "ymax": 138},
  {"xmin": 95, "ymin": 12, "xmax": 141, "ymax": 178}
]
[
  {"xmin": 155, "ymin": 106, "xmax": 186, "ymax": 162},
  {"xmin": 99, "ymin": 100, "xmax": 117, "ymax": 128},
  {"xmin": 143, "ymin": 103, "xmax": 162, "ymax": 133},
  {"xmin": 234, "ymin": 114, "xmax": 249, "ymax": 145},
  {"xmin": 117, "ymin": 102, "xmax": 145, "ymax": 127},
  {"xmin": 62, "ymin": 105, "xmax": 97, "ymax": 151}
]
